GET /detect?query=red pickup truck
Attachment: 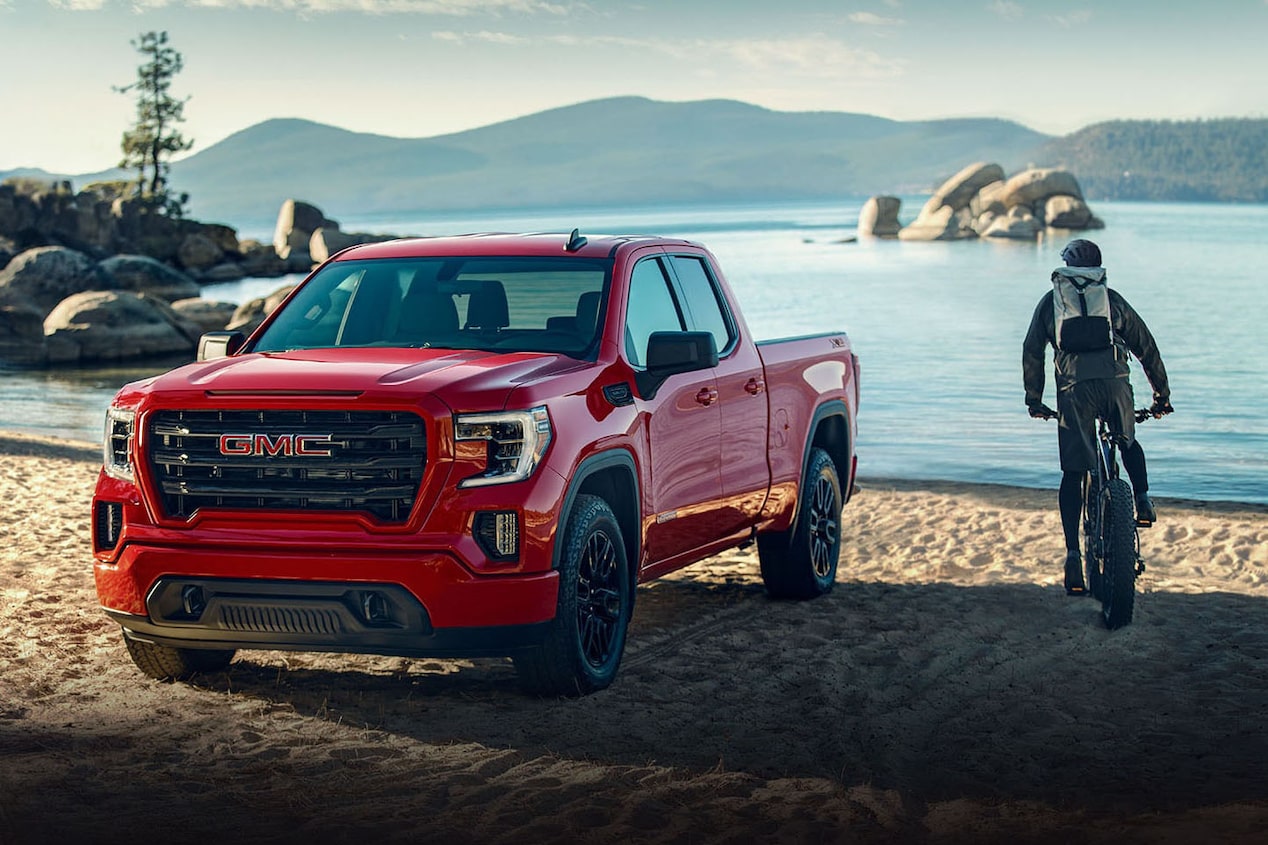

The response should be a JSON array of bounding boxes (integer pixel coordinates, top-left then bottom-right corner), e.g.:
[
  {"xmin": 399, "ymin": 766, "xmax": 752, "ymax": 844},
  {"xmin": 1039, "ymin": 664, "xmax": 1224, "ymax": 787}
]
[{"xmin": 92, "ymin": 231, "xmax": 859, "ymax": 695}]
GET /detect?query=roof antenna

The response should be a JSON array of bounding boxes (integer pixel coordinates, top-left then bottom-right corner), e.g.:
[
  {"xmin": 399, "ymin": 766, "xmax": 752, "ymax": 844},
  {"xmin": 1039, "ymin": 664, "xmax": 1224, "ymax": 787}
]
[{"xmin": 565, "ymin": 228, "xmax": 588, "ymax": 252}]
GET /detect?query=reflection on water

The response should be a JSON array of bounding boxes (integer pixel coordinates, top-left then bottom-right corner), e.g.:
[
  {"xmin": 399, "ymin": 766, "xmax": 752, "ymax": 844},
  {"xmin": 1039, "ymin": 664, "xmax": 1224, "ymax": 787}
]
[{"xmin": 1, "ymin": 356, "xmax": 191, "ymax": 444}]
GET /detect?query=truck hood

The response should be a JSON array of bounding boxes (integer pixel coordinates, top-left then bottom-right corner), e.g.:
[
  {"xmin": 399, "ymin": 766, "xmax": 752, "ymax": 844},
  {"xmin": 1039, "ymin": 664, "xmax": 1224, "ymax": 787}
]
[{"xmin": 130, "ymin": 348, "xmax": 588, "ymax": 411}]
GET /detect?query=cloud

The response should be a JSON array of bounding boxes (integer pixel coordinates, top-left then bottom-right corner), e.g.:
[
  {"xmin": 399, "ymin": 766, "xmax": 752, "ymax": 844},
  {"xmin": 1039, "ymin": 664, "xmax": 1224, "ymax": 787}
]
[
  {"xmin": 47, "ymin": 0, "xmax": 107, "ymax": 9},
  {"xmin": 433, "ymin": 28, "xmax": 528, "ymax": 44},
  {"xmin": 708, "ymin": 36, "xmax": 903, "ymax": 78},
  {"xmin": 1049, "ymin": 9, "xmax": 1092, "ymax": 27},
  {"xmin": 986, "ymin": 0, "xmax": 1023, "ymax": 19},
  {"xmin": 433, "ymin": 30, "xmax": 904, "ymax": 80},
  {"xmin": 848, "ymin": 11, "xmax": 903, "ymax": 26}
]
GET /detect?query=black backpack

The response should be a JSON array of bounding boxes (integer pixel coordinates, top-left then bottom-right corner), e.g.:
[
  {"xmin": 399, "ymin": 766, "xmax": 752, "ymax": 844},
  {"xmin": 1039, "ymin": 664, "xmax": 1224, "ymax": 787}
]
[{"xmin": 1051, "ymin": 268, "xmax": 1113, "ymax": 353}]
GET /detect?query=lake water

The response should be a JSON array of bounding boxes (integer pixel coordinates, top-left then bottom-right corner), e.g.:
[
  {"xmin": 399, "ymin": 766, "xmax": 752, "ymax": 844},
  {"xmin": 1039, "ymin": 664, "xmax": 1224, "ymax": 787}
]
[{"xmin": 3, "ymin": 198, "xmax": 1266, "ymax": 504}]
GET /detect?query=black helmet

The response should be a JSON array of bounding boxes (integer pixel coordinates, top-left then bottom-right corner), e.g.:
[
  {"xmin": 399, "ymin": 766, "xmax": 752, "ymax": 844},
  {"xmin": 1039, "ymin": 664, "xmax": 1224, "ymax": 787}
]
[{"xmin": 1060, "ymin": 238, "xmax": 1102, "ymax": 268}]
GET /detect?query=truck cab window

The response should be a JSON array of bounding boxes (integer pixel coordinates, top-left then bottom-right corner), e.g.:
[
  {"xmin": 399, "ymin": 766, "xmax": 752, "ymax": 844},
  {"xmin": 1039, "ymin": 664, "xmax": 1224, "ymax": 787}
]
[
  {"xmin": 625, "ymin": 258, "xmax": 685, "ymax": 368},
  {"xmin": 670, "ymin": 256, "xmax": 734, "ymax": 356}
]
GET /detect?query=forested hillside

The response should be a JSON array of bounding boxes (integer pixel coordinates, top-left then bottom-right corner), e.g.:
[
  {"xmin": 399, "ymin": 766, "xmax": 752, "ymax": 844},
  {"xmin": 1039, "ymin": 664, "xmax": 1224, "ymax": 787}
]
[
  {"xmin": 1038, "ymin": 118, "xmax": 1268, "ymax": 202},
  {"xmin": 6, "ymin": 105, "xmax": 1265, "ymax": 224}
]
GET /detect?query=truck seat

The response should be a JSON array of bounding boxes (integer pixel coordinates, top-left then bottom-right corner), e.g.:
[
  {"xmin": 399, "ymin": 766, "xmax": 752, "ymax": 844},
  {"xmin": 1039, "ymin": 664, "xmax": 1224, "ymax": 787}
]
[{"xmin": 464, "ymin": 280, "xmax": 509, "ymax": 332}]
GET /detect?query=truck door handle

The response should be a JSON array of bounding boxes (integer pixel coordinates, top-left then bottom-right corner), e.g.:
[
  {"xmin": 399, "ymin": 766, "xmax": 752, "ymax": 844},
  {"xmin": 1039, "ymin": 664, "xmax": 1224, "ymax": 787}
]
[
  {"xmin": 695, "ymin": 387, "xmax": 719, "ymax": 406},
  {"xmin": 744, "ymin": 377, "xmax": 765, "ymax": 395}
]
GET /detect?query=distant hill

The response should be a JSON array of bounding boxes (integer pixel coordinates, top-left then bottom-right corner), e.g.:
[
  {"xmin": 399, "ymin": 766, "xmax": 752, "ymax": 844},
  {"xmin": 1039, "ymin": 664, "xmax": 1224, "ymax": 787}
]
[
  {"xmin": 7, "ymin": 99, "xmax": 1263, "ymax": 233},
  {"xmin": 159, "ymin": 97, "xmax": 1053, "ymax": 227},
  {"xmin": 8, "ymin": 97, "xmax": 1045, "ymax": 229},
  {"xmin": 1037, "ymin": 118, "xmax": 1268, "ymax": 202}
]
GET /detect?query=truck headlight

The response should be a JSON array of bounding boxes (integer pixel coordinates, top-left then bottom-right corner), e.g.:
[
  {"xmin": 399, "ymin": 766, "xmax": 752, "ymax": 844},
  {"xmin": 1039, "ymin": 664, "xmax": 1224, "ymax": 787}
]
[
  {"xmin": 103, "ymin": 406, "xmax": 136, "ymax": 482},
  {"xmin": 454, "ymin": 406, "xmax": 552, "ymax": 487}
]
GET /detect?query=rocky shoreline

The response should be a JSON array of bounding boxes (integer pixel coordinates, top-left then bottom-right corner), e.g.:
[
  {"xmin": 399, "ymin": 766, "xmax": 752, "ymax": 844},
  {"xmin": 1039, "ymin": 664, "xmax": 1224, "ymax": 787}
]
[
  {"xmin": 2, "ymin": 163, "xmax": 1104, "ymax": 367},
  {"xmin": 0, "ymin": 182, "xmax": 396, "ymax": 365}
]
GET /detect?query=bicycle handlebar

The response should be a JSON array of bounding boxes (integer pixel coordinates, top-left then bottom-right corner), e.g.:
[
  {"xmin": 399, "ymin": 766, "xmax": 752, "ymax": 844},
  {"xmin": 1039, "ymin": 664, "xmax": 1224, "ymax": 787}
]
[{"xmin": 1032, "ymin": 408, "xmax": 1164, "ymax": 423}]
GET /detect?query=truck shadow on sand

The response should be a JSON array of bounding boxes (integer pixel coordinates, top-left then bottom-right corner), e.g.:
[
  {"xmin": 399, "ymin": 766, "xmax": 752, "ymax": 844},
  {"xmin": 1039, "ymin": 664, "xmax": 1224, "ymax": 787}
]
[{"xmin": 193, "ymin": 578, "xmax": 1268, "ymax": 814}]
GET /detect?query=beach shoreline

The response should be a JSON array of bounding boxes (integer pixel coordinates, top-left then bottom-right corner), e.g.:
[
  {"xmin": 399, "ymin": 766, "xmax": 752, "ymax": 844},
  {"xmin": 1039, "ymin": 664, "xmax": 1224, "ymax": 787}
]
[{"xmin": 2, "ymin": 429, "xmax": 1266, "ymax": 844}]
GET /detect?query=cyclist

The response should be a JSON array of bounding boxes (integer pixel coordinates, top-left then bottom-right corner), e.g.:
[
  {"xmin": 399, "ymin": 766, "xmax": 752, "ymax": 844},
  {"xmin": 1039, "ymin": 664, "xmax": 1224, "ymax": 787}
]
[{"xmin": 1022, "ymin": 238, "xmax": 1173, "ymax": 595}]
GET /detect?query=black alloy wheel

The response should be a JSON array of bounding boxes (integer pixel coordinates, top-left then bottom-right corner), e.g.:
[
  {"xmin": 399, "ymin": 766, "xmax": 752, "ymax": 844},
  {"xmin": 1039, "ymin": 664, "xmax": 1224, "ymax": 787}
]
[{"xmin": 576, "ymin": 526, "xmax": 623, "ymax": 669}]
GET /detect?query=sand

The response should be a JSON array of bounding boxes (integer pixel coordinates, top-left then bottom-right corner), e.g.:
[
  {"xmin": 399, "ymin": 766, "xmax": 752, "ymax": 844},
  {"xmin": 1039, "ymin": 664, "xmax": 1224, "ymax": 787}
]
[{"xmin": 1, "ymin": 429, "xmax": 1266, "ymax": 844}]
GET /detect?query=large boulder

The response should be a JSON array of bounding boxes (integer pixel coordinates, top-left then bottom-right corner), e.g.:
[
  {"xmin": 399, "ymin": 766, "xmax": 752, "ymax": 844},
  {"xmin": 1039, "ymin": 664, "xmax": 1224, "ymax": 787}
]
[
  {"xmin": 226, "ymin": 284, "xmax": 296, "ymax": 334},
  {"xmin": 857, "ymin": 196, "xmax": 903, "ymax": 238},
  {"xmin": 0, "ymin": 182, "xmax": 39, "ymax": 235},
  {"xmin": 68, "ymin": 189, "xmax": 119, "ymax": 254},
  {"xmin": 273, "ymin": 200, "xmax": 338, "ymax": 261},
  {"xmin": 897, "ymin": 163, "xmax": 1008, "ymax": 241},
  {"xmin": 970, "ymin": 180, "xmax": 1007, "ymax": 219},
  {"xmin": 43, "ymin": 290, "xmax": 200, "ymax": 363},
  {"xmin": 898, "ymin": 205, "xmax": 976, "ymax": 241},
  {"xmin": 0, "ymin": 246, "xmax": 112, "ymax": 315},
  {"xmin": 171, "ymin": 298, "xmax": 237, "ymax": 334},
  {"xmin": 239, "ymin": 240, "xmax": 287, "ymax": 277},
  {"xmin": 998, "ymin": 168, "xmax": 1084, "ymax": 210},
  {"xmin": 197, "ymin": 222, "xmax": 241, "ymax": 256},
  {"xmin": 1043, "ymin": 195, "xmax": 1104, "ymax": 230},
  {"xmin": 201, "ymin": 261, "xmax": 246, "ymax": 283},
  {"xmin": 99, "ymin": 254, "xmax": 200, "ymax": 302},
  {"xmin": 177, "ymin": 232, "xmax": 225, "ymax": 274},
  {"xmin": 920, "ymin": 162, "xmax": 1006, "ymax": 216},
  {"xmin": 980, "ymin": 206, "xmax": 1042, "ymax": 240},
  {"xmin": 310, "ymin": 228, "xmax": 399, "ymax": 264},
  {"xmin": 894, "ymin": 163, "xmax": 1103, "ymax": 242},
  {"xmin": 0, "ymin": 302, "xmax": 48, "ymax": 365}
]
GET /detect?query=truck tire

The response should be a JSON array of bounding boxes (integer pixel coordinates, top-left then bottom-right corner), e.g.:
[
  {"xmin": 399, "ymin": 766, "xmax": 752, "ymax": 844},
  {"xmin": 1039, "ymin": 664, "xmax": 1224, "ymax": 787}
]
[
  {"xmin": 514, "ymin": 494, "xmax": 632, "ymax": 696},
  {"xmin": 122, "ymin": 630, "xmax": 236, "ymax": 681},
  {"xmin": 757, "ymin": 447, "xmax": 841, "ymax": 600}
]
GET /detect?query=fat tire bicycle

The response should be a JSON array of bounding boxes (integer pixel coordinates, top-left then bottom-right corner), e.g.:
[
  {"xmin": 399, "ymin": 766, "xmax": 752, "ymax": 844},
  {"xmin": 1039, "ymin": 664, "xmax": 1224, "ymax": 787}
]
[{"xmin": 1041, "ymin": 408, "xmax": 1157, "ymax": 629}]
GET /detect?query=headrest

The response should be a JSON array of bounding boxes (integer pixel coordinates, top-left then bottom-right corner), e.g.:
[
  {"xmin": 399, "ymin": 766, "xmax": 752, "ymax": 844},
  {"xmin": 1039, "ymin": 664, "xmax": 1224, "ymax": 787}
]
[
  {"xmin": 465, "ymin": 280, "xmax": 509, "ymax": 330},
  {"xmin": 575, "ymin": 290, "xmax": 601, "ymax": 338}
]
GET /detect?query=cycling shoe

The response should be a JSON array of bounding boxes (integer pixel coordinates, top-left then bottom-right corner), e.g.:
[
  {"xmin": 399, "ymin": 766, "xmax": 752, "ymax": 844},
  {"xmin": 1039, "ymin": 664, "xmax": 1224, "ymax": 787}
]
[
  {"xmin": 1064, "ymin": 550, "xmax": 1088, "ymax": 596},
  {"xmin": 1135, "ymin": 493, "xmax": 1156, "ymax": 526}
]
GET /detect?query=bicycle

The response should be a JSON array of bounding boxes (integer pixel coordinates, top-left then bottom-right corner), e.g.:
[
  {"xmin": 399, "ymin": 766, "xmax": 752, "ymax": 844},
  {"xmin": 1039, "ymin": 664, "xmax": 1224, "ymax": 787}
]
[
  {"xmin": 1081, "ymin": 409, "xmax": 1159, "ymax": 629},
  {"xmin": 1038, "ymin": 407, "xmax": 1156, "ymax": 629}
]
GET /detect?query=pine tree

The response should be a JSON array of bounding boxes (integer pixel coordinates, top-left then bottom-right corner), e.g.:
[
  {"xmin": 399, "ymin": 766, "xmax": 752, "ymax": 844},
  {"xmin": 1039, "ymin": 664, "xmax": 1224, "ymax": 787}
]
[{"xmin": 115, "ymin": 31, "xmax": 193, "ymax": 217}]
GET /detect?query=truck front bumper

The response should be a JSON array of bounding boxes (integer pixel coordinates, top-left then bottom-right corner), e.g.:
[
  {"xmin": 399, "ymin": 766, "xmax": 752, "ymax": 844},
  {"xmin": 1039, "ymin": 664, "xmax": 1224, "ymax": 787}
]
[{"xmin": 96, "ymin": 544, "xmax": 559, "ymax": 657}]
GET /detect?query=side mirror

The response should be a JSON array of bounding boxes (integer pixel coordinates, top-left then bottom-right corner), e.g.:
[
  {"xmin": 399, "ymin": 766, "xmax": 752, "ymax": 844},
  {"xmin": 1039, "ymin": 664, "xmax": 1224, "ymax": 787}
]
[
  {"xmin": 636, "ymin": 331, "xmax": 718, "ymax": 400},
  {"xmin": 197, "ymin": 331, "xmax": 246, "ymax": 361}
]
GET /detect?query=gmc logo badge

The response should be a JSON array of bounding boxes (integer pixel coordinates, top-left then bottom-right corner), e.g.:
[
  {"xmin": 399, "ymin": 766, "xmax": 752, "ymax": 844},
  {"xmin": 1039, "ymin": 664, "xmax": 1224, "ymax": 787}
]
[{"xmin": 217, "ymin": 433, "xmax": 336, "ymax": 458}]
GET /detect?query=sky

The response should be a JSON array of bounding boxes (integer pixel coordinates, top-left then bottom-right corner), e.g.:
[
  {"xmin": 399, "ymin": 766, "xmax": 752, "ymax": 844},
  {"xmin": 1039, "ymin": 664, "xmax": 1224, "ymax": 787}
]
[{"xmin": 1, "ymin": 0, "xmax": 1266, "ymax": 174}]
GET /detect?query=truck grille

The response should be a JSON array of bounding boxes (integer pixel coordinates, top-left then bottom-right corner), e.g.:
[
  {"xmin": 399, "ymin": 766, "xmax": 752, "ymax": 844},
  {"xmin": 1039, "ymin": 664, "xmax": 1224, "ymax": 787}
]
[{"xmin": 147, "ymin": 409, "xmax": 427, "ymax": 523}]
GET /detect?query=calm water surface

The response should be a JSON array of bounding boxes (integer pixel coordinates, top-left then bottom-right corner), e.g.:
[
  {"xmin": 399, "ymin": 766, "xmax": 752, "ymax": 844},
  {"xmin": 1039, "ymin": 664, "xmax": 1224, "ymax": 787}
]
[{"xmin": 3, "ymin": 199, "xmax": 1265, "ymax": 504}]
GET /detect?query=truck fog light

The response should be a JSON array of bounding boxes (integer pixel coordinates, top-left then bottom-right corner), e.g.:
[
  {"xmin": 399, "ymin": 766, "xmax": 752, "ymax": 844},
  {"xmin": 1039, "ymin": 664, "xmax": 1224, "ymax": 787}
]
[
  {"xmin": 93, "ymin": 501, "xmax": 124, "ymax": 551},
  {"xmin": 474, "ymin": 511, "xmax": 519, "ymax": 562},
  {"xmin": 181, "ymin": 585, "xmax": 207, "ymax": 618},
  {"xmin": 361, "ymin": 591, "xmax": 390, "ymax": 625}
]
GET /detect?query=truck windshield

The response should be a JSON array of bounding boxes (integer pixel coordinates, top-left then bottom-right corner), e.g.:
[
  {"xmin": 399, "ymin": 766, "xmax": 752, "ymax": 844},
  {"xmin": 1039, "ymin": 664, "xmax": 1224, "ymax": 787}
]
[{"xmin": 250, "ymin": 256, "xmax": 612, "ymax": 358}]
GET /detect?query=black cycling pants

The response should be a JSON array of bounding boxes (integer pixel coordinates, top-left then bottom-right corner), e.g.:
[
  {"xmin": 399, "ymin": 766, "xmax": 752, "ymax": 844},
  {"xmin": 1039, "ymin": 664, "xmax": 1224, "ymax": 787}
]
[{"xmin": 1059, "ymin": 442, "xmax": 1149, "ymax": 552}]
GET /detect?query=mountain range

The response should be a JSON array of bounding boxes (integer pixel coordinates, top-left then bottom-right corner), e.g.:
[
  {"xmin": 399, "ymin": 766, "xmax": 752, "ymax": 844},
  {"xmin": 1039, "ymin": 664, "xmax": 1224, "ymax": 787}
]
[{"xmin": 5, "ymin": 97, "xmax": 1266, "ymax": 231}]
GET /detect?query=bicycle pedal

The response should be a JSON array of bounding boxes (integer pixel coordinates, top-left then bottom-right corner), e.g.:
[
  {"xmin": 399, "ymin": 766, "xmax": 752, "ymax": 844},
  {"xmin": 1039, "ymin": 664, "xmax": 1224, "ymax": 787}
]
[{"xmin": 1136, "ymin": 517, "xmax": 1154, "ymax": 528}]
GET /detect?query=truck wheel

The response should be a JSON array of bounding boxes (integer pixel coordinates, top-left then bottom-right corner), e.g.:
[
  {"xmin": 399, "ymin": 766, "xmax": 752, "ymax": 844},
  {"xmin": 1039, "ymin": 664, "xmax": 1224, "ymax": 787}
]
[
  {"xmin": 122, "ymin": 630, "xmax": 236, "ymax": 681},
  {"xmin": 757, "ymin": 447, "xmax": 841, "ymax": 600},
  {"xmin": 514, "ymin": 494, "xmax": 632, "ymax": 696}
]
